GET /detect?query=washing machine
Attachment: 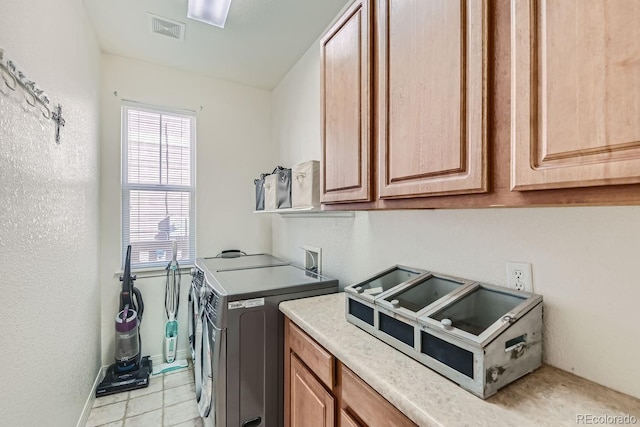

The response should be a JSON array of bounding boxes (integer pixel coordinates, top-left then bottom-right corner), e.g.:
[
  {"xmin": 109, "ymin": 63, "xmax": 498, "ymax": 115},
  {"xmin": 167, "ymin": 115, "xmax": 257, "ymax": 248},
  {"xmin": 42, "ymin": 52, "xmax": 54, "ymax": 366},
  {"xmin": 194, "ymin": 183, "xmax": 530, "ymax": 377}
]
[
  {"xmin": 194, "ymin": 256, "xmax": 339, "ymax": 427},
  {"xmin": 191, "ymin": 252, "xmax": 289, "ymax": 410},
  {"xmin": 190, "ymin": 254, "xmax": 287, "ymax": 357},
  {"xmin": 188, "ymin": 268, "xmax": 204, "ymax": 362},
  {"xmin": 188, "ymin": 267, "xmax": 206, "ymax": 403}
]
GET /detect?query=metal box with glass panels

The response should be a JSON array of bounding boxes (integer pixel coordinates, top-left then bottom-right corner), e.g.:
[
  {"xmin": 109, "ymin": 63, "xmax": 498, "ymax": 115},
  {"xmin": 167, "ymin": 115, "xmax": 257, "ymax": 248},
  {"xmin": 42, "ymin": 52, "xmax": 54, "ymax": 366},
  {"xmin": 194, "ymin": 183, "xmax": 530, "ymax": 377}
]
[
  {"xmin": 374, "ymin": 272, "xmax": 474, "ymax": 356},
  {"xmin": 343, "ymin": 265, "xmax": 427, "ymax": 335},
  {"xmin": 344, "ymin": 267, "xmax": 543, "ymax": 399},
  {"xmin": 417, "ymin": 282, "xmax": 543, "ymax": 398}
]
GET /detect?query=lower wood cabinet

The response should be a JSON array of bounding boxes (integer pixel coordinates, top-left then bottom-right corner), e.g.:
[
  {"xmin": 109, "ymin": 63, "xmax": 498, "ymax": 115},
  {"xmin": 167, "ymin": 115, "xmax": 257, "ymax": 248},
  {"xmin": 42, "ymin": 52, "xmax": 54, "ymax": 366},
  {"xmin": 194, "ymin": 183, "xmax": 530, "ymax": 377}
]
[
  {"xmin": 285, "ymin": 318, "xmax": 417, "ymax": 427},
  {"xmin": 290, "ymin": 354, "xmax": 336, "ymax": 427},
  {"xmin": 340, "ymin": 365, "xmax": 416, "ymax": 427},
  {"xmin": 340, "ymin": 408, "xmax": 362, "ymax": 427}
]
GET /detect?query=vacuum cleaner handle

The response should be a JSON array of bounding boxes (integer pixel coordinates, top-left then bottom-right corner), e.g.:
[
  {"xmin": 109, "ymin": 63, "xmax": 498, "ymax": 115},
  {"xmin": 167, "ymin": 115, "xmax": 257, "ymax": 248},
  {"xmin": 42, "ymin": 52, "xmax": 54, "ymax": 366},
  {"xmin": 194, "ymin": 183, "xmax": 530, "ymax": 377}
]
[
  {"xmin": 132, "ymin": 286, "xmax": 144, "ymax": 321},
  {"xmin": 120, "ymin": 245, "xmax": 138, "ymax": 312}
]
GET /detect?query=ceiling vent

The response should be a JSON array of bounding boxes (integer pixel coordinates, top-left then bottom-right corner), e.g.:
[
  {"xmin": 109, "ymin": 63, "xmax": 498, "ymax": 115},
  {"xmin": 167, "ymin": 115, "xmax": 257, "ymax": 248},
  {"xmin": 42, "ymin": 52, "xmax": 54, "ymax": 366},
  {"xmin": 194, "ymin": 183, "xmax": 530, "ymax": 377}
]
[{"xmin": 148, "ymin": 14, "xmax": 186, "ymax": 41}]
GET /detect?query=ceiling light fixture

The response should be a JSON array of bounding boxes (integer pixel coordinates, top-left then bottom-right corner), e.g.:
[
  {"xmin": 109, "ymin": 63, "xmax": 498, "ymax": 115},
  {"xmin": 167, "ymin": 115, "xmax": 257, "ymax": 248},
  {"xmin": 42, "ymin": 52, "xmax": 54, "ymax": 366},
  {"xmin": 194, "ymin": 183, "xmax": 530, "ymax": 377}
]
[{"xmin": 187, "ymin": 0, "xmax": 233, "ymax": 28}]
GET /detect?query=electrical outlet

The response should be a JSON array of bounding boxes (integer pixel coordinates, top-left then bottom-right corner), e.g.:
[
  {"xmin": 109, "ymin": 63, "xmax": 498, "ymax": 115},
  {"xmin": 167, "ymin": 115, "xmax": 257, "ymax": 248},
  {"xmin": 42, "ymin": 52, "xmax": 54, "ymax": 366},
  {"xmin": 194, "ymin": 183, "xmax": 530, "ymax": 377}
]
[
  {"xmin": 302, "ymin": 245, "xmax": 322, "ymax": 275},
  {"xmin": 506, "ymin": 262, "xmax": 533, "ymax": 292}
]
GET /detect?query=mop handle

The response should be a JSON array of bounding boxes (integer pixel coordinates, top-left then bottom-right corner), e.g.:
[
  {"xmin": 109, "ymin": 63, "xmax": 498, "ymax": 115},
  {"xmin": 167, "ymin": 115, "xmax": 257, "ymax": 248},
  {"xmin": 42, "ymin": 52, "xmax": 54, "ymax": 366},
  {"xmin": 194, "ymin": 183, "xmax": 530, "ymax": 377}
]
[
  {"xmin": 172, "ymin": 240, "xmax": 177, "ymax": 264},
  {"xmin": 165, "ymin": 240, "xmax": 180, "ymax": 320}
]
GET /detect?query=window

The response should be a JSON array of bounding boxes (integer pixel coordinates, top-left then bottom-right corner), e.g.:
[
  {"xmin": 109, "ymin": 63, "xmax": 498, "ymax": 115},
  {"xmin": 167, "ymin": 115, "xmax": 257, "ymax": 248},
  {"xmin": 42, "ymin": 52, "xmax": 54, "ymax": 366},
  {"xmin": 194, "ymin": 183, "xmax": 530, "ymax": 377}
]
[{"xmin": 121, "ymin": 101, "xmax": 195, "ymax": 269}]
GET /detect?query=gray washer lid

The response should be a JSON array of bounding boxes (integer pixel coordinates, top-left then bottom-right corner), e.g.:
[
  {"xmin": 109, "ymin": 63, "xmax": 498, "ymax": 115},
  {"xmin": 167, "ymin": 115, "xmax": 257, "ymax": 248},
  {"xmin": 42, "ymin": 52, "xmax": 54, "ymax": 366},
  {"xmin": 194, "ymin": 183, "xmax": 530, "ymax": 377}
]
[
  {"xmin": 210, "ymin": 264, "xmax": 337, "ymax": 299},
  {"xmin": 198, "ymin": 253, "xmax": 288, "ymax": 272}
]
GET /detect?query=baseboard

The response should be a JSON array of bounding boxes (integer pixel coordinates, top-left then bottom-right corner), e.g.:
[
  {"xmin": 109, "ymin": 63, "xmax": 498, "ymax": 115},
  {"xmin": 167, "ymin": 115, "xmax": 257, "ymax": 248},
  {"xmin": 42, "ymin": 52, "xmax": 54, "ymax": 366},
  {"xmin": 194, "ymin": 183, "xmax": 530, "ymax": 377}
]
[{"xmin": 76, "ymin": 365, "xmax": 107, "ymax": 427}]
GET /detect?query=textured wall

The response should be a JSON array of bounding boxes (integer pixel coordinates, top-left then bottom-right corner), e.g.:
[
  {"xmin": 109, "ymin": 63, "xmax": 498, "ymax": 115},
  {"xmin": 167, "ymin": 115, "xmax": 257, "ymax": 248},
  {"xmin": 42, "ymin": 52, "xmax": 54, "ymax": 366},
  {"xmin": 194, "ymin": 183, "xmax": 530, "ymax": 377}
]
[
  {"xmin": 271, "ymin": 42, "xmax": 640, "ymax": 399},
  {"xmin": 100, "ymin": 54, "xmax": 274, "ymax": 363},
  {"xmin": 0, "ymin": 1, "xmax": 101, "ymax": 426}
]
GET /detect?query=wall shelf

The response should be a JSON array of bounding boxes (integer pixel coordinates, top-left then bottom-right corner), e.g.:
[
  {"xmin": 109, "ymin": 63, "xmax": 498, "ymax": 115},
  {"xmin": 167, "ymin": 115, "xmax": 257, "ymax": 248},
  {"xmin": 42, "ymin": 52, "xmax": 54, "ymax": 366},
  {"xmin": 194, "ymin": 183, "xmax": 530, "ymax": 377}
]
[{"xmin": 253, "ymin": 206, "xmax": 354, "ymax": 218}]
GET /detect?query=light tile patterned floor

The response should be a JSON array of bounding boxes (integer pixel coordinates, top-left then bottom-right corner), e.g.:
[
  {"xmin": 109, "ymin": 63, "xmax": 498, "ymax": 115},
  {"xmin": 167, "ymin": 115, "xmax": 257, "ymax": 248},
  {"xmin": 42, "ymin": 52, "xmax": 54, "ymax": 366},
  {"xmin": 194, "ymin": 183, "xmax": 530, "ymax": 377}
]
[{"xmin": 87, "ymin": 365, "xmax": 203, "ymax": 427}]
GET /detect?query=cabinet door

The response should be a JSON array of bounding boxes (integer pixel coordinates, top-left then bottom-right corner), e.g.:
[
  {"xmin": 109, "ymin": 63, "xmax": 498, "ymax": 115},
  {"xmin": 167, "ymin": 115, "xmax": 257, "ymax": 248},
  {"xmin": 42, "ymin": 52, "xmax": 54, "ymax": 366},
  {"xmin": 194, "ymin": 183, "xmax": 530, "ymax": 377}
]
[
  {"xmin": 321, "ymin": 0, "xmax": 373, "ymax": 203},
  {"xmin": 290, "ymin": 354, "xmax": 336, "ymax": 427},
  {"xmin": 512, "ymin": 0, "xmax": 640, "ymax": 190},
  {"xmin": 340, "ymin": 408, "xmax": 362, "ymax": 427},
  {"xmin": 377, "ymin": 0, "xmax": 487, "ymax": 199}
]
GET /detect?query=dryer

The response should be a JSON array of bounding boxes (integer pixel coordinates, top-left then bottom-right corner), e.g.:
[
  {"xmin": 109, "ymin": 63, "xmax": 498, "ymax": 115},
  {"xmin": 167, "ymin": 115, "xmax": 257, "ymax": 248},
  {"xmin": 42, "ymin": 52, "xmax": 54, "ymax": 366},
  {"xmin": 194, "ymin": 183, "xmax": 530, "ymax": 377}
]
[{"xmin": 194, "ymin": 256, "xmax": 338, "ymax": 427}]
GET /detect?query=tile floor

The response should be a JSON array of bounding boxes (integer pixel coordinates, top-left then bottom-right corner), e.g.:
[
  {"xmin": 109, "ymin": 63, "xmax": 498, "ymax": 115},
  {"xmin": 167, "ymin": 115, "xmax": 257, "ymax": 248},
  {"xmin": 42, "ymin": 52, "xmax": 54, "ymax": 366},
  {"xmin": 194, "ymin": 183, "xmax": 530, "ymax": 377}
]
[{"xmin": 86, "ymin": 365, "xmax": 203, "ymax": 427}]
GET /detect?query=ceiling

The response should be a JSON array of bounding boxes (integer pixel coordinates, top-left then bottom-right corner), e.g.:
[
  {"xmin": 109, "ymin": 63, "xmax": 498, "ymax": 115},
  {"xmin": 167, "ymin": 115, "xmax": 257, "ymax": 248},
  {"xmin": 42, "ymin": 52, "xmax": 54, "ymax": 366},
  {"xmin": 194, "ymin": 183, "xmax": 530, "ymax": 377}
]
[{"xmin": 83, "ymin": 0, "xmax": 350, "ymax": 90}]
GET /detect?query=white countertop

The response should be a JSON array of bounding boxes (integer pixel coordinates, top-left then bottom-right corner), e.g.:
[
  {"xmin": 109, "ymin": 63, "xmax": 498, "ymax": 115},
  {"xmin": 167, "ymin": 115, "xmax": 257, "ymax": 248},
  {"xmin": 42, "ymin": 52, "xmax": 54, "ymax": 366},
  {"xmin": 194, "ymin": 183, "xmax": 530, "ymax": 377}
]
[{"xmin": 280, "ymin": 292, "xmax": 640, "ymax": 427}]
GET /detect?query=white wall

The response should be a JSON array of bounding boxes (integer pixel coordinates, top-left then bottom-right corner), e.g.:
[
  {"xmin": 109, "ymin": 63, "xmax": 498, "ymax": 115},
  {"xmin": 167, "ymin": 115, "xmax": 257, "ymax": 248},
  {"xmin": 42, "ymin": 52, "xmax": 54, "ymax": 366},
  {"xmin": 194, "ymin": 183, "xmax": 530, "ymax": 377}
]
[
  {"xmin": 100, "ymin": 54, "xmax": 274, "ymax": 364},
  {"xmin": 0, "ymin": 1, "xmax": 102, "ymax": 426},
  {"xmin": 271, "ymin": 43, "xmax": 640, "ymax": 399}
]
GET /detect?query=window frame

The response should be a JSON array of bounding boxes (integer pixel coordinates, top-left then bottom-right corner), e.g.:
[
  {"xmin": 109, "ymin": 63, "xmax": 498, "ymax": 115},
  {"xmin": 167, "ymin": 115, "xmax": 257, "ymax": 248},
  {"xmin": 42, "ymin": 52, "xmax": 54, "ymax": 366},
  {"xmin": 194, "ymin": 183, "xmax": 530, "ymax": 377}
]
[{"xmin": 121, "ymin": 100, "xmax": 196, "ymax": 269}]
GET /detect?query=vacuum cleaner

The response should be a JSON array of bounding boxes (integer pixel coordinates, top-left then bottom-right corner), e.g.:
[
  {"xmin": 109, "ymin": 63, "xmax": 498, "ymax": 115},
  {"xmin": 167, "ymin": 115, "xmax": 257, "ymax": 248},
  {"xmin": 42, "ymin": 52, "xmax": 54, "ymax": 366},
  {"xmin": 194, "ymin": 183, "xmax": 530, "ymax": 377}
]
[
  {"xmin": 96, "ymin": 245, "xmax": 152, "ymax": 397},
  {"xmin": 153, "ymin": 240, "xmax": 188, "ymax": 375}
]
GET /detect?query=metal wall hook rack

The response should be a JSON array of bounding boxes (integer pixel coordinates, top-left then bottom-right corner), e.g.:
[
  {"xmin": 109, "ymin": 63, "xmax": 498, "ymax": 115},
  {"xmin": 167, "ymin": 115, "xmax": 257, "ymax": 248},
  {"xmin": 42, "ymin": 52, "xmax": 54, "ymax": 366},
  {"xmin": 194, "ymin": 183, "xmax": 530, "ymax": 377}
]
[{"xmin": 0, "ymin": 47, "xmax": 63, "ymax": 141}]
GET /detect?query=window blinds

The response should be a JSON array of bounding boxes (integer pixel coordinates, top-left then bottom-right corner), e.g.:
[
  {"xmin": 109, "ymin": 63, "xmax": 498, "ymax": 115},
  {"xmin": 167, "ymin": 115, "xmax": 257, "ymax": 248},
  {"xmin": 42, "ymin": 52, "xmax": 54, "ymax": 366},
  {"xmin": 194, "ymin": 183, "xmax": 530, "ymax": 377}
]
[{"xmin": 121, "ymin": 102, "xmax": 196, "ymax": 269}]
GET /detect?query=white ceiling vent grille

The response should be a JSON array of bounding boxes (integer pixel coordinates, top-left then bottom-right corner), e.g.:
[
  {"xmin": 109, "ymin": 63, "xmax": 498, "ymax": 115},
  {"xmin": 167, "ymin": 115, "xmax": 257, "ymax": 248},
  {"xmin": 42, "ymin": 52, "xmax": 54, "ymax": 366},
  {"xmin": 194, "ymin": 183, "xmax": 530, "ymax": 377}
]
[{"xmin": 148, "ymin": 14, "xmax": 185, "ymax": 41}]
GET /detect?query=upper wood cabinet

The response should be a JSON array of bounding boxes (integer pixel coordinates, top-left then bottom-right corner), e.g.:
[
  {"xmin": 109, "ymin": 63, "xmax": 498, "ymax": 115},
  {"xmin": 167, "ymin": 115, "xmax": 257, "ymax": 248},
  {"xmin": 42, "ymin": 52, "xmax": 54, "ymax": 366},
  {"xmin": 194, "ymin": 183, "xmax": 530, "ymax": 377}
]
[
  {"xmin": 511, "ymin": 0, "xmax": 640, "ymax": 191},
  {"xmin": 377, "ymin": 0, "xmax": 488, "ymax": 198},
  {"xmin": 320, "ymin": 0, "xmax": 487, "ymax": 204},
  {"xmin": 320, "ymin": 0, "xmax": 373, "ymax": 204},
  {"xmin": 320, "ymin": 0, "xmax": 640, "ymax": 208}
]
